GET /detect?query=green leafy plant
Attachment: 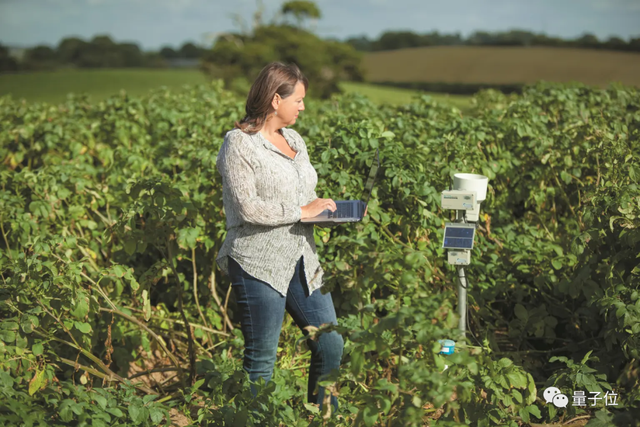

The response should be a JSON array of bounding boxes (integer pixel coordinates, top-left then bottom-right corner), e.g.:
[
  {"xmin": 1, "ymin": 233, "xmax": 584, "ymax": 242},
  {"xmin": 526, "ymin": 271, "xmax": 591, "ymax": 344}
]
[{"xmin": 1, "ymin": 79, "xmax": 639, "ymax": 426}]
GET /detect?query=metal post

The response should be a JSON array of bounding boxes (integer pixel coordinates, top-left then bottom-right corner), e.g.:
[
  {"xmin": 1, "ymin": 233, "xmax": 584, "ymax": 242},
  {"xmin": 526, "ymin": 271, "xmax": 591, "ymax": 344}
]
[
  {"xmin": 454, "ymin": 209, "xmax": 468, "ymax": 338},
  {"xmin": 457, "ymin": 266, "xmax": 467, "ymax": 338}
]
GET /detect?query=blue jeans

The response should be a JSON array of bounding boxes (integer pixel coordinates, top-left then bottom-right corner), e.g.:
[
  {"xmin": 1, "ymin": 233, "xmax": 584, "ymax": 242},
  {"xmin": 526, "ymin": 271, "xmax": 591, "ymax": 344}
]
[{"xmin": 228, "ymin": 255, "xmax": 343, "ymax": 411}]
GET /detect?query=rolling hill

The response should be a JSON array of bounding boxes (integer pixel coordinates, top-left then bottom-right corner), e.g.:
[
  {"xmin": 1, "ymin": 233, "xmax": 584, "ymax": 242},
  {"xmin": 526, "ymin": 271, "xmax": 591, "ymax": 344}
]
[{"xmin": 363, "ymin": 46, "xmax": 640, "ymax": 87}]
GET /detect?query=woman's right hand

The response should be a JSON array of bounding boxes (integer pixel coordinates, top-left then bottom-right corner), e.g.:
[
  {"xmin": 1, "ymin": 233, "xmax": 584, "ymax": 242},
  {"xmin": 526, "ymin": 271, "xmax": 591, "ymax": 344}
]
[{"xmin": 301, "ymin": 198, "xmax": 337, "ymax": 219}]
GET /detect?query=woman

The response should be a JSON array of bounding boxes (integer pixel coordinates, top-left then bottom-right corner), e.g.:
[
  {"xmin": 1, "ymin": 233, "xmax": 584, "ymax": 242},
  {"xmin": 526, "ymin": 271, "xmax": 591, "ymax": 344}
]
[{"xmin": 215, "ymin": 62, "xmax": 345, "ymax": 411}]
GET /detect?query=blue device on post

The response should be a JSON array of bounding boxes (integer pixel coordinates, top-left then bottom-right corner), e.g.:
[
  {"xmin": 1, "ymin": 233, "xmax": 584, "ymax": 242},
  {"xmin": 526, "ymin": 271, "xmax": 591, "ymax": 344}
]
[{"xmin": 438, "ymin": 339, "xmax": 456, "ymax": 355}]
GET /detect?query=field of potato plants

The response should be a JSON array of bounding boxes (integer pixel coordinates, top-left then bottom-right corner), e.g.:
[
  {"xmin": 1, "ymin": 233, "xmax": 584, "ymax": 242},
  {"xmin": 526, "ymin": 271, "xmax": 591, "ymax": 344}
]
[{"xmin": 0, "ymin": 79, "xmax": 639, "ymax": 426}]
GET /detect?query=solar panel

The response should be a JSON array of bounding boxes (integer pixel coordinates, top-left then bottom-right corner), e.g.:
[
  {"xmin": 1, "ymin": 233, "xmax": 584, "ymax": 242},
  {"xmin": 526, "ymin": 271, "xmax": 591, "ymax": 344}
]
[{"xmin": 442, "ymin": 223, "xmax": 476, "ymax": 250}]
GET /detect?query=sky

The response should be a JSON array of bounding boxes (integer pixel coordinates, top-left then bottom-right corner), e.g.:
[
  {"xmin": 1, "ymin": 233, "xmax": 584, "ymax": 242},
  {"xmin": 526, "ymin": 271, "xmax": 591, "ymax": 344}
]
[{"xmin": 1, "ymin": 0, "xmax": 639, "ymax": 50}]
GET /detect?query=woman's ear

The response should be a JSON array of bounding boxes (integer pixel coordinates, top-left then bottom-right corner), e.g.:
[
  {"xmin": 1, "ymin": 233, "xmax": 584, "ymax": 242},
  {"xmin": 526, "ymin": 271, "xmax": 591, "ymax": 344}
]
[{"xmin": 272, "ymin": 93, "xmax": 280, "ymax": 110}]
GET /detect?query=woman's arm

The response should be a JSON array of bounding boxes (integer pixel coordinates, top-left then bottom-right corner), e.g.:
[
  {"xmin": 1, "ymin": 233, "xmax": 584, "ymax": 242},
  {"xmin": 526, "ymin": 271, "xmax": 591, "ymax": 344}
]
[{"xmin": 217, "ymin": 131, "xmax": 302, "ymax": 226}]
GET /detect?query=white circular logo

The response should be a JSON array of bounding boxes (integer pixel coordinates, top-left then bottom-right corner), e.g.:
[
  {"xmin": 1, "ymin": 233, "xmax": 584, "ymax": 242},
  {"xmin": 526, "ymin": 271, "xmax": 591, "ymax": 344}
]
[
  {"xmin": 552, "ymin": 393, "xmax": 569, "ymax": 408},
  {"xmin": 543, "ymin": 386, "xmax": 561, "ymax": 403},
  {"xmin": 543, "ymin": 387, "xmax": 568, "ymax": 407}
]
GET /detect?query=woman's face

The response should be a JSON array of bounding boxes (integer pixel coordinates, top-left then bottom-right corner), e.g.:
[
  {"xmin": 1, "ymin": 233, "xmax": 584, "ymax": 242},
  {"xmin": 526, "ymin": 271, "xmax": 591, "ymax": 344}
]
[{"xmin": 274, "ymin": 81, "xmax": 306, "ymax": 126}]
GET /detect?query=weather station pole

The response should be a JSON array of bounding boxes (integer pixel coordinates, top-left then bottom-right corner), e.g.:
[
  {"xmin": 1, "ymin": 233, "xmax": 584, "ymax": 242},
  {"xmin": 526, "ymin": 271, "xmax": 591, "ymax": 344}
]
[
  {"xmin": 438, "ymin": 173, "xmax": 488, "ymax": 355},
  {"xmin": 457, "ymin": 266, "xmax": 468, "ymax": 338}
]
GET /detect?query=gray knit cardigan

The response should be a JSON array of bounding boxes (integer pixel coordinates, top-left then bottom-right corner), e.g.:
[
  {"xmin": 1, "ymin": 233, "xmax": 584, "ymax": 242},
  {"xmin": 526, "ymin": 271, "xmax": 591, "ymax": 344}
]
[{"xmin": 215, "ymin": 127, "xmax": 324, "ymax": 297}]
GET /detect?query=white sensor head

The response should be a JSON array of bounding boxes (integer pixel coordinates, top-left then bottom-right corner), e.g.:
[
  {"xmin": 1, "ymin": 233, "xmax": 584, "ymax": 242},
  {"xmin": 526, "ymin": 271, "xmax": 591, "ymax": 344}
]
[
  {"xmin": 453, "ymin": 173, "xmax": 488, "ymax": 202},
  {"xmin": 453, "ymin": 173, "xmax": 488, "ymax": 221}
]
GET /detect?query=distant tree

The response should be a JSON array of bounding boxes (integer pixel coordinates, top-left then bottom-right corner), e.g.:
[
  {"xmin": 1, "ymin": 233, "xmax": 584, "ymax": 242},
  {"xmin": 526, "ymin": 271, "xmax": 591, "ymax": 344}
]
[
  {"xmin": 574, "ymin": 33, "xmax": 600, "ymax": 49},
  {"xmin": 347, "ymin": 28, "xmax": 635, "ymax": 53},
  {"xmin": 23, "ymin": 45, "xmax": 58, "ymax": 70},
  {"xmin": 420, "ymin": 31, "xmax": 461, "ymax": 47},
  {"xmin": 0, "ymin": 44, "xmax": 19, "ymax": 73},
  {"xmin": 202, "ymin": 4, "xmax": 364, "ymax": 99},
  {"xmin": 144, "ymin": 51, "xmax": 167, "ymax": 68},
  {"xmin": 373, "ymin": 31, "xmax": 422, "ymax": 51},
  {"xmin": 281, "ymin": 1, "xmax": 321, "ymax": 28},
  {"xmin": 91, "ymin": 35, "xmax": 116, "ymax": 50},
  {"xmin": 57, "ymin": 37, "xmax": 88, "ymax": 65},
  {"xmin": 467, "ymin": 31, "xmax": 494, "ymax": 46},
  {"xmin": 75, "ymin": 35, "xmax": 121, "ymax": 67},
  {"xmin": 120, "ymin": 42, "xmax": 144, "ymax": 67},
  {"xmin": 179, "ymin": 42, "xmax": 202, "ymax": 58},
  {"xmin": 347, "ymin": 31, "xmax": 464, "ymax": 52},
  {"xmin": 55, "ymin": 35, "xmax": 149, "ymax": 68},
  {"xmin": 494, "ymin": 30, "xmax": 537, "ymax": 46},
  {"xmin": 346, "ymin": 35, "xmax": 373, "ymax": 51},
  {"xmin": 531, "ymin": 34, "xmax": 564, "ymax": 47},
  {"xmin": 25, "ymin": 45, "xmax": 57, "ymax": 62},
  {"xmin": 604, "ymin": 36, "xmax": 626, "ymax": 50},
  {"xmin": 159, "ymin": 46, "xmax": 180, "ymax": 59},
  {"xmin": 434, "ymin": 31, "xmax": 463, "ymax": 46}
]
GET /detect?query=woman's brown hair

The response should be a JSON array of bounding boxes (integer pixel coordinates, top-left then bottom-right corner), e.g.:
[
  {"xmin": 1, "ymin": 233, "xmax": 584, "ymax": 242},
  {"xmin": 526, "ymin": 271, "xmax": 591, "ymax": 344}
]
[{"xmin": 235, "ymin": 62, "xmax": 309, "ymax": 134}]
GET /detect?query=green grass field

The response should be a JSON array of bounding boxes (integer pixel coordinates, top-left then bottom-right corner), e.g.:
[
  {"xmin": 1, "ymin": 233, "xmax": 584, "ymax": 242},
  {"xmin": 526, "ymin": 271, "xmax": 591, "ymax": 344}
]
[
  {"xmin": 4, "ymin": 46, "xmax": 637, "ymax": 110},
  {"xmin": 340, "ymin": 81, "xmax": 471, "ymax": 110},
  {"xmin": 0, "ymin": 68, "xmax": 471, "ymax": 110},
  {"xmin": 0, "ymin": 69, "xmax": 208, "ymax": 104}
]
